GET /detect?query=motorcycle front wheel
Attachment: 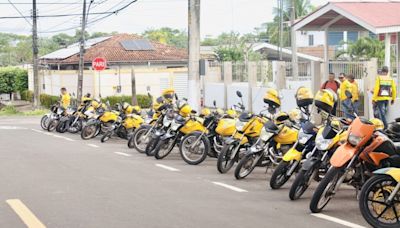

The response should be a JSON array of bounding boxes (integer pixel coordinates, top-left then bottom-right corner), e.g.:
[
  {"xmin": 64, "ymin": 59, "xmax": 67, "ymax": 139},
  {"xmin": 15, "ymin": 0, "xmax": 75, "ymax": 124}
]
[
  {"xmin": 101, "ymin": 131, "xmax": 112, "ymax": 143},
  {"xmin": 145, "ymin": 136, "xmax": 159, "ymax": 156},
  {"xmin": 289, "ymin": 168, "xmax": 316, "ymax": 200},
  {"xmin": 217, "ymin": 144, "xmax": 238, "ymax": 174},
  {"xmin": 234, "ymin": 153, "xmax": 260, "ymax": 180},
  {"xmin": 81, "ymin": 124, "xmax": 98, "ymax": 140},
  {"xmin": 68, "ymin": 119, "xmax": 82, "ymax": 134},
  {"xmin": 47, "ymin": 119, "xmax": 58, "ymax": 132},
  {"xmin": 154, "ymin": 139, "xmax": 176, "ymax": 160},
  {"xmin": 359, "ymin": 175, "xmax": 400, "ymax": 228},
  {"xmin": 270, "ymin": 161, "xmax": 292, "ymax": 190},
  {"xmin": 40, "ymin": 115, "xmax": 49, "ymax": 130},
  {"xmin": 309, "ymin": 167, "xmax": 343, "ymax": 213},
  {"xmin": 179, "ymin": 133, "xmax": 210, "ymax": 165},
  {"xmin": 128, "ymin": 125, "xmax": 151, "ymax": 153}
]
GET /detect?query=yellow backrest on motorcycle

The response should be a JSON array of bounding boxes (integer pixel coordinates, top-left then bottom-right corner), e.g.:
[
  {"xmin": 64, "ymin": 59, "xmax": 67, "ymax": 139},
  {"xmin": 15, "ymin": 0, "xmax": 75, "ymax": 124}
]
[
  {"xmin": 295, "ymin": 87, "xmax": 314, "ymax": 107},
  {"xmin": 288, "ymin": 108, "xmax": 301, "ymax": 123},
  {"xmin": 91, "ymin": 99, "xmax": 102, "ymax": 109},
  {"xmin": 123, "ymin": 102, "xmax": 141, "ymax": 115},
  {"xmin": 226, "ymin": 109, "xmax": 237, "ymax": 118},
  {"xmin": 200, "ymin": 108, "xmax": 211, "ymax": 117},
  {"xmin": 275, "ymin": 111, "xmax": 290, "ymax": 125},
  {"xmin": 177, "ymin": 100, "xmax": 192, "ymax": 117},
  {"xmin": 123, "ymin": 114, "xmax": 144, "ymax": 129},
  {"xmin": 162, "ymin": 88, "xmax": 175, "ymax": 102},
  {"xmin": 180, "ymin": 118, "xmax": 207, "ymax": 135},
  {"xmin": 216, "ymin": 118, "xmax": 236, "ymax": 136},
  {"xmin": 263, "ymin": 88, "xmax": 281, "ymax": 108},
  {"xmin": 314, "ymin": 89, "xmax": 337, "ymax": 113}
]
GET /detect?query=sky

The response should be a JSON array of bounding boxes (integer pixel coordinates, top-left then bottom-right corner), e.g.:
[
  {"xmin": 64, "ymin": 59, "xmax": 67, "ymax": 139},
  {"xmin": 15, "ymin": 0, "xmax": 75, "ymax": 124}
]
[{"xmin": 0, "ymin": 0, "xmax": 329, "ymax": 38}]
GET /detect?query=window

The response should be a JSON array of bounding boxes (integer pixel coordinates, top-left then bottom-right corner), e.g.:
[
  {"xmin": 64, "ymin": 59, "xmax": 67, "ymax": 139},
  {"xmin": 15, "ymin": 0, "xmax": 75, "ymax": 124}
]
[
  {"xmin": 328, "ymin": 32, "xmax": 344, "ymax": 46},
  {"xmin": 347, "ymin": 32, "xmax": 359, "ymax": 42},
  {"xmin": 308, "ymin": 35, "xmax": 314, "ymax": 46}
]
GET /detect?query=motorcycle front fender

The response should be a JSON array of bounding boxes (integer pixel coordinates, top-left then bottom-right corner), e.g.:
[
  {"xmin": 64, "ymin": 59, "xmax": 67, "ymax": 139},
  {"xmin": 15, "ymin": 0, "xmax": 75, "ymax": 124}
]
[
  {"xmin": 86, "ymin": 119, "xmax": 99, "ymax": 126},
  {"xmin": 373, "ymin": 167, "xmax": 400, "ymax": 182},
  {"xmin": 330, "ymin": 143, "xmax": 357, "ymax": 168},
  {"xmin": 283, "ymin": 147, "xmax": 302, "ymax": 162},
  {"xmin": 161, "ymin": 131, "xmax": 175, "ymax": 140}
]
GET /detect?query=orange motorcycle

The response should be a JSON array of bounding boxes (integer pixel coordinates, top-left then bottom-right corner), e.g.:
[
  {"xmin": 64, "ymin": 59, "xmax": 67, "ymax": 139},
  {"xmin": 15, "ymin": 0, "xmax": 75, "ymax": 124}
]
[{"xmin": 310, "ymin": 117, "xmax": 400, "ymax": 213}]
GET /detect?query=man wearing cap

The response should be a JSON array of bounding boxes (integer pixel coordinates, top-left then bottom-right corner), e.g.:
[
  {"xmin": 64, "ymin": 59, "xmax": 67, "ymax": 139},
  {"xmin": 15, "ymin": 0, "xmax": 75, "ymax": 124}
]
[
  {"xmin": 339, "ymin": 74, "xmax": 356, "ymax": 119},
  {"xmin": 347, "ymin": 74, "xmax": 359, "ymax": 115},
  {"xmin": 372, "ymin": 66, "xmax": 397, "ymax": 128}
]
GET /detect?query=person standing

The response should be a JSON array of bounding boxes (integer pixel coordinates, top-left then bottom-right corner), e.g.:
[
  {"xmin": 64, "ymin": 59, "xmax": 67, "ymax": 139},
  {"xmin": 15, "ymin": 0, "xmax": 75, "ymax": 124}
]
[
  {"xmin": 60, "ymin": 87, "xmax": 71, "ymax": 109},
  {"xmin": 373, "ymin": 66, "xmax": 397, "ymax": 129},
  {"xmin": 321, "ymin": 72, "xmax": 340, "ymax": 115},
  {"xmin": 347, "ymin": 74, "xmax": 360, "ymax": 115},
  {"xmin": 339, "ymin": 74, "xmax": 356, "ymax": 119}
]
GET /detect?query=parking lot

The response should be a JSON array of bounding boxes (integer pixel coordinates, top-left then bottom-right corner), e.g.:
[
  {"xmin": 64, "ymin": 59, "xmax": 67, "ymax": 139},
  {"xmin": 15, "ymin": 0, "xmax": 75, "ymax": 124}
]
[{"xmin": 0, "ymin": 116, "xmax": 369, "ymax": 228}]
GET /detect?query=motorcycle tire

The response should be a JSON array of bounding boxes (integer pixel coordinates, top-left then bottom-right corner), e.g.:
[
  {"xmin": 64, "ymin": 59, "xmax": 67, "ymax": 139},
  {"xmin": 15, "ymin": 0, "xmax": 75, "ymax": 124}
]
[
  {"xmin": 154, "ymin": 139, "xmax": 175, "ymax": 160},
  {"xmin": 47, "ymin": 119, "xmax": 58, "ymax": 132},
  {"xmin": 234, "ymin": 153, "xmax": 259, "ymax": 180},
  {"xmin": 309, "ymin": 167, "xmax": 343, "ymax": 213},
  {"xmin": 289, "ymin": 168, "xmax": 315, "ymax": 201},
  {"xmin": 68, "ymin": 119, "xmax": 82, "ymax": 134},
  {"xmin": 179, "ymin": 133, "xmax": 210, "ymax": 165},
  {"xmin": 217, "ymin": 144, "xmax": 237, "ymax": 174},
  {"xmin": 40, "ymin": 115, "xmax": 49, "ymax": 130},
  {"xmin": 56, "ymin": 120, "xmax": 68, "ymax": 133},
  {"xmin": 270, "ymin": 161, "xmax": 291, "ymax": 190},
  {"xmin": 145, "ymin": 137, "xmax": 159, "ymax": 156},
  {"xmin": 128, "ymin": 125, "xmax": 151, "ymax": 153},
  {"xmin": 359, "ymin": 175, "xmax": 400, "ymax": 228},
  {"xmin": 101, "ymin": 131, "xmax": 112, "ymax": 143},
  {"xmin": 81, "ymin": 125, "xmax": 98, "ymax": 140}
]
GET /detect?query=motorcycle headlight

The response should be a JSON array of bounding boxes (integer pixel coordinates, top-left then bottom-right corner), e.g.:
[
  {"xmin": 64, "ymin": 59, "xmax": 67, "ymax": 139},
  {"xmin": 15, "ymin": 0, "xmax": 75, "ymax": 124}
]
[
  {"xmin": 170, "ymin": 119, "xmax": 181, "ymax": 131},
  {"xmin": 260, "ymin": 128, "xmax": 274, "ymax": 142},
  {"xmin": 235, "ymin": 121, "xmax": 246, "ymax": 132},
  {"xmin": 163, "ymin": 116, "xmax": 172, "ymax": 127},
  {"xmin": 145, "ymin": 118, "xmax": 152, "ymax": 124},
  {"xmin": 298, "ymin": 129, "xmax": 313, "ymax": 145},
  {"xmin": 315, "ymin": 134, "xmax": 333, "ymax": 151},
  {"xmin": 57, "ymin": 109, "xmax": 63, "ymax": 115},
  {"xmin": 348, "ymin": 134, "xmax": 362, "ymax": 146}
]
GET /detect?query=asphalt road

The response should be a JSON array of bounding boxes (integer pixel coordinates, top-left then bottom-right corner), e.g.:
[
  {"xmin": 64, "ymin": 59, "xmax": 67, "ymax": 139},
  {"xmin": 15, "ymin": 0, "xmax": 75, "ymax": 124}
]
[{"xmin": 0, "ymin": 116, "xmax": 370, "ymax": 228}]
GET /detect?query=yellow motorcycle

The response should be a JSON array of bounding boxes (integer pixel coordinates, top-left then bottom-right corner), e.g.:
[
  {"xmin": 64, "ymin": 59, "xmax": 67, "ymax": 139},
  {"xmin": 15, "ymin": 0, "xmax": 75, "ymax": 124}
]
[
  {"xmin": 81, "ymin": 100, "xmax": 119, "ymax": 140},
  {"xmin": 100, "ymin": 102, "xmax": 144, "ymax": 143},
  {"xmin": 217, "ymin": 91, "xmax": 267, "ymax": 174},
  {"xmin": 234, "ymin": 111, "xmax": 298, "ymax": 179},
  {"xmin": 179, "ymin": 101, "xmax": 237, "ymax": 165}
]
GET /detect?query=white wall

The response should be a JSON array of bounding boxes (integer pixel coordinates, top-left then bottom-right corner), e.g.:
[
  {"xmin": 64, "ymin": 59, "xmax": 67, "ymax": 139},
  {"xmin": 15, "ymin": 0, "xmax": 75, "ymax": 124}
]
[{"xmin": 296, "ymin": 31, "xmax": 325, "ymax": 47}]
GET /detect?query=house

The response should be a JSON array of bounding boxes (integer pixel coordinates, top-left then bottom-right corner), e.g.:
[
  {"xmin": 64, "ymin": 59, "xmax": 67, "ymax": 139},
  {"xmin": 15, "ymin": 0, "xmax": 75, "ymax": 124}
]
[{"xmin": 30, "ymin": 34, "xmax": 189, "ymax": 99}]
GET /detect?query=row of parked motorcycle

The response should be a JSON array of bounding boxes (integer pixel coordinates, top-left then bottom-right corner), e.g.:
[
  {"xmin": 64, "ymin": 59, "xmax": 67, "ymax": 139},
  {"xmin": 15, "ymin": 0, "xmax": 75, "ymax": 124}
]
[{"xmin": 40, "ymin": 88, "xmax": 400, "ymax": 228}]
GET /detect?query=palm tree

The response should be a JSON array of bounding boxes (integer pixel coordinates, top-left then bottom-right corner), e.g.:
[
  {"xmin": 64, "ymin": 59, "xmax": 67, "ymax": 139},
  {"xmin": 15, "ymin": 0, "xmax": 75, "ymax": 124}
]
[{"xmin": 335, "ymin": 37, "xmax": 386, "ymax": 61}]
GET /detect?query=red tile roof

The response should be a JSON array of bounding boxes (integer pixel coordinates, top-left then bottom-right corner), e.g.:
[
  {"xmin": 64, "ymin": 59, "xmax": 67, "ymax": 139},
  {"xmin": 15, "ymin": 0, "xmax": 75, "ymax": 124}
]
[
  {"xmin": 333, "ymin": 2, "xmax": 400, "ymax": 28},
  {"xmin": 44, "ymin": 33, "xmax": 188, "ymax": 64}
]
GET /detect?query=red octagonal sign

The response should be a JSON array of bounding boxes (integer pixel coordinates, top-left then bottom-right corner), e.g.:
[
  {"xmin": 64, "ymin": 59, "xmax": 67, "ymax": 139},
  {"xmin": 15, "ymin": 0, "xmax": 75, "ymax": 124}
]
[{"xmin": 92, "ymin": 57, "xmax": 107, "ymax": 71}]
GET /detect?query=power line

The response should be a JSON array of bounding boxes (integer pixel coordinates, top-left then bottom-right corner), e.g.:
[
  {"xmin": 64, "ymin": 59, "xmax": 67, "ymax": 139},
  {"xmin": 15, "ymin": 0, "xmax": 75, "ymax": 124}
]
[{"xmin": 6, "ymin": 0, "xmax": 32, "ymax": 25}]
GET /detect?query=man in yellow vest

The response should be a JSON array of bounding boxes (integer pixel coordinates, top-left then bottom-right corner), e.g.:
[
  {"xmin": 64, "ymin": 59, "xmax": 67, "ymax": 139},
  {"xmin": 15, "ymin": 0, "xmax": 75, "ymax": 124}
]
[
  {"xmin": 373, "ymin": 66, "xmax": 397, "ymax": 128},
  {"xmin": 347, "ymin": 74, "xmax": 360, "ymax": 115},
  {"xmin": 339, "ymin": 74, "xmax": 356, "ymax": 119},
  {"xmin": 60, "ymin": 87, "xmax": 71, "ymax": 109}
]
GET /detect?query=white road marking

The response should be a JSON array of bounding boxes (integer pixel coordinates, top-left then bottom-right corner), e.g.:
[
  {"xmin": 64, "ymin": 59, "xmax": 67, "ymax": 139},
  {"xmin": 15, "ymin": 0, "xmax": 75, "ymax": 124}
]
[
  {"xmin": 6, "ymin": 199, "xmax": 46, "ymax": 228},
  {"xmin": 155, "ymin": 164, "xmax": 180, "ymax": 172},
  {"xmin": 212, "ymin": 182, "xmax": 248, "ymax": 193},
  {"xmin": 31, "ymin": 129, "xmax": 43, "ymax": 133},
  {"xmin": 114, "ymin": 152, "xmax": 132, "ymax": 157},
  {"xmin": 87, "ymin": 144, "xmax": 99, "ymax": 148},
  {"xmin": 311, "ymin": 213, "xmax": 366, "ymax": 228},
  {"xmin": 0, "ymin": 126, "xmax": 27, "ymax": 130},
  {"xmin": 51, "ymin": 134, "xmax": 63, "ymax": 138},
  {"xmin": 62, "ymin": 137, "xmax": 75, "ymax": 142}
]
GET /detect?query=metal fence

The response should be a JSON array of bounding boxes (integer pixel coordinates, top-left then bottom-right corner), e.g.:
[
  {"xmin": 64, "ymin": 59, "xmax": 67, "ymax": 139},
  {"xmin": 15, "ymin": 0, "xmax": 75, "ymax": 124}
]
[{"xmin": 285, "ymin": 61, "xmax": 312, "ymax": 81}]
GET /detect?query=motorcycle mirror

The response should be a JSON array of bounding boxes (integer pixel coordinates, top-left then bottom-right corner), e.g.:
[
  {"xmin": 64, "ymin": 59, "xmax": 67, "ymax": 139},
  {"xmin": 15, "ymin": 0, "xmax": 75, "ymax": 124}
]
[
  {"xmin": 174, "ymin": 93, "xmax": 178, "ymax": 100},
  {"xmin": 213, "ymin": 100, "xmax": 216, "ymax": 107},
  {"xmin": 191, "ymin": 110, "xmax": 197, "ymax": 114},
  {"xmin": 236, "ymin": 91, "xmax": 242, "ymax": 98}
]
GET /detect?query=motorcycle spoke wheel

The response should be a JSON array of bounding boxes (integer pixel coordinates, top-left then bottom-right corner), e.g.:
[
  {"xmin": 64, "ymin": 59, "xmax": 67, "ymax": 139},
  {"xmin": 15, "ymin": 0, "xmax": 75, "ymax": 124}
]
[
  {"xmin": 180, "ymin": 135, "xmax": 207, "ymax": 165},
  {"xmin": 235, "ymin": 154, "xmax": 258, "ymax": 180},
  {"xmin": 131, "ymin": 127, "xmax": 151, "ymax": 152}
]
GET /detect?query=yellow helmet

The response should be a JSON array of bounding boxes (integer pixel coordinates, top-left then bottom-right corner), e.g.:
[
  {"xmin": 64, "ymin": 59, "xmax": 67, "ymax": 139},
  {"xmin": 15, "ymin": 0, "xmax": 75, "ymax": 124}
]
[
  {"xmin": 200, "ymin": 108, "xmax": 211, "ymax": 117},
  {"xmin": 288, "ymin": 108, "xmax": 301, "ymax": 122},
  {"xmin": 314, "ymin": 89, "xmax": 337, "ymax": 113},
  {"xmin": 216, "ymin": 108, "xmax": 224, "ymax": 116},
  {"xmin": 226, "ymin": 109, "xmax": 237, "ymax": 118},
  {"xmin": 179, "ymin": 104, "xmax": 192, "ymax": 117},
  {"xmin": 295, "ymin": 87, "xmax": 314, "ymax": 107},
  {"xmin": 275, "ymin": 111, "xmax": 289, "ymax": 124},
  {"xmin": 370, "ymin": 118, "xmax": 384, "ymax": 131},
  {"xmin": 125, "ymin": 104, "xmax": 141, "ymax": 114},
  {"xmin": 162, "ymin": 88, "xmax": 175, "ymax": 101},
  {"xmin": 263, "ymin": 88, "xmax": 281, "ymax": 108},
  {"xmin": 153, "ymin": 96, "xmax": 165, "ymax": 111}
]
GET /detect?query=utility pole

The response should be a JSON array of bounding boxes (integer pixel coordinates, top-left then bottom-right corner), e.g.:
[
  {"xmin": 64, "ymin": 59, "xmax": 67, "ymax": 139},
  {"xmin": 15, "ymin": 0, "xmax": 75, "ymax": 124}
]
[
  {"xmin": 279, "ymin": 0, "xmax": 283, "ymax": 60},
  {"xmin": 77, "ymin": 0, "xmax": 87, "ymax": 103},
  {"xmin": 32, "ymin": 0, "xmax": 40, "ymax": 107},
  {"xmin": 188, "ymin": 0, "xmax": 201, "ymax": 110},
  {"xmin": 290, "ymin": 0, "xmax": 298, "ymax": 80}
]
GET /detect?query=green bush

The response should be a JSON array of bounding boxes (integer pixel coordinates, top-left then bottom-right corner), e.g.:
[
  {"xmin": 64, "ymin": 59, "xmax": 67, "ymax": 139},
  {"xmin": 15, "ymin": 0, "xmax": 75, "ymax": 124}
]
[
  {"xmin": 102, "ymin": 94, "xmax": 152, "ymax": 108},
  {"xmin": 20, "ymin": 90, "xmax": 33, "ymax": 101},
  {"xmin": 0, "ymin": 105, "xmax": 19, "ymax": 115},
  {"xmin": 0, "ymin": 67, "xmax": 28, "ymax": 94},
  {"xmin": 40, "ymin": 94, "xmax": 59, "ymax": 108},
  {"xmin": 14, "ymin": 68, "xmax": 28, "ymax": 92}
]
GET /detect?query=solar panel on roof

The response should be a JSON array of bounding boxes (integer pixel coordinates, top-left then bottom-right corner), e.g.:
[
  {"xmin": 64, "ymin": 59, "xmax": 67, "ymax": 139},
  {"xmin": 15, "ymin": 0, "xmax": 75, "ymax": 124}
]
[{"xmin": 120, "ymin": 39, "xmax": 154, "ymax": 51}]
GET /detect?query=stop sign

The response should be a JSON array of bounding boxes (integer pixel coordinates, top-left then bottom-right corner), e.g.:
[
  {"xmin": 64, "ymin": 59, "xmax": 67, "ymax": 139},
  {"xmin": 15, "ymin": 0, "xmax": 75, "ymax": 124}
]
[{"xmin": 92, "ymin": 57, "xmax": 107, "ymax": 71}]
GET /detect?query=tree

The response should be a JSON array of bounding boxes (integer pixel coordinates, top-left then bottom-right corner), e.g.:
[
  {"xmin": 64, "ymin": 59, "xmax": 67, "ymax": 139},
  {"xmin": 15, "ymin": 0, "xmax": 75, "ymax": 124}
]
[
  {"xmin": 0, "ymin": 67, "xmax": 16, "ymax": 95},
  {"xmin": 335, "ymin": 37, "xmax": 387, "ymax": 61},
  {"xmin": 142, "ymin": 27, "xmax": 188, "ymax": 48},
  {"xmin": 214, "ymin": 32, "xmax": 261, "ymax": 62},
  {"xmin": 14, "ymin": 68, "xmax": 28, "ymax": 92},
  {"xmin": 266, "ymin": 0, "xmax": 313, "ymax": 46}
]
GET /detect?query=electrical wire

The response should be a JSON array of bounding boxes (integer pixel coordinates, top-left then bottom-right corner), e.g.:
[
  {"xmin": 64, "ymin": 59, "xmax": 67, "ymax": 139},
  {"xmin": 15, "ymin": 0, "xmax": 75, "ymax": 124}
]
[{"xmin": 6, "ymin": 0, "xmax": 32, "ymax": 25}]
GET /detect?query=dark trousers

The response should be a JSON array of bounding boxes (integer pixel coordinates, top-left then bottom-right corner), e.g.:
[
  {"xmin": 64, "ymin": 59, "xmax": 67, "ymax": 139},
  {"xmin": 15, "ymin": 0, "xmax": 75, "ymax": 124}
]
[{"xmin": 374, "ymin": 100, "xmax": 389, "ymax": 129}]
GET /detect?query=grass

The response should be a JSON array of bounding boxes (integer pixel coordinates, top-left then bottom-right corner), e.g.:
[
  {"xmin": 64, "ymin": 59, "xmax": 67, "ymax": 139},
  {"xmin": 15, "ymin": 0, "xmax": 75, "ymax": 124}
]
[{"xmin": 0, "ymin": 105, "xmax": 47, "ymax": 116}]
